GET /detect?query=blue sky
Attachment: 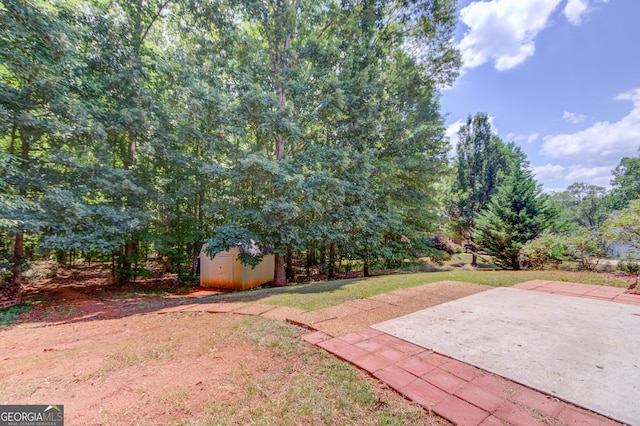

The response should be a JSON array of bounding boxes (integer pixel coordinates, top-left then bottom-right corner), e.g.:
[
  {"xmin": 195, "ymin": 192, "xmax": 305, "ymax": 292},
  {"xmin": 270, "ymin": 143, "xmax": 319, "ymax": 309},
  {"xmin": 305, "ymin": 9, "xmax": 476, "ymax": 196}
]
[{"xmin": 441, "ymin": 0, "xmax": 640, "ymax": 192}]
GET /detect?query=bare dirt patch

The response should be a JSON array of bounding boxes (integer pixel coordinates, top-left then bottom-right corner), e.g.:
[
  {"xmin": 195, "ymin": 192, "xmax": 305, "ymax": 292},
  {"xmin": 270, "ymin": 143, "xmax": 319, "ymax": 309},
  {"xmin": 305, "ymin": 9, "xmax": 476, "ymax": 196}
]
[
  {"xmin": 1, "ymin": 264, "xmax": 452, "ymax": 425},
  {"xmin": 15, "ymin": 263, "xmax": 195, "ymax": 325},
  {"xmin": 0, "ymin": 313, "xmax": 449, "ymax": 425}
]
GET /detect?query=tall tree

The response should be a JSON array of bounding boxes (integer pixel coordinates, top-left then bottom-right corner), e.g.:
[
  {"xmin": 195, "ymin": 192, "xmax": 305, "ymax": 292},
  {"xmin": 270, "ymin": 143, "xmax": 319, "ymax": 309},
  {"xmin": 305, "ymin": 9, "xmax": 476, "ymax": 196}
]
[
  {"xmin": 205, "ymin": 0, "xmax": 460, "ymax": 284},
  {"xmin": 0, "ymin": 0, "xmax": 84, "ymax": 298},
  {"xmin": 549, "ymin": 182, "xmax": 608, "ymax": 231},
  {"xmin": 78, "ymin": 0, "xmax": 171, "ymax": 282},
  {"xmin": 450, "ymin": 113, "xmax": 514, "ymax": 237},
  {"xmin": 474, "ymin": 159, "xmax": 554, "ymax": 270}
]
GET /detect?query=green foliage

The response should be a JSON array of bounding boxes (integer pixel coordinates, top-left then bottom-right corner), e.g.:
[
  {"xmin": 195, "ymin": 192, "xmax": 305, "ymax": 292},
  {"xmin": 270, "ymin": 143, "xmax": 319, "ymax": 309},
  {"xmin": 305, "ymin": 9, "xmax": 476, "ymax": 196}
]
[
  {"xmin": 450, "ymin": 113, "xmax": 524, "ymax": 236},
  {"xmin": 0, "ymin": 303, "xmax": 32, "ymax": 326},
  {"xmin": 549, "ymin": 182, "xmax": 609, "ymax": 231},
  {"xmin": 618, "ymin": 259, "xmax": 640, "ymax": 275},
  {"xmin": 1, "ymin": 0, "xmax": 462, "ymax": 289},
  {"xmin": 564, "ymin": 227, "xmax": 607, "ymax": 271},
  {"xmin": 604, "ymin": 198, "xmax": 640, "ymax": 251},
  {"xmin": 421, "ymin": 244, "xmax": 451, "ymax": 265},
  {"xmin": 610, "ymin": 156, "xmax": 640, "ymax": 208},
  {"xmin": 519, "ymin": 232, "xmax": 567, "ymax": 270},
  {"xmin": 474, "ymin": 162, "xmax": 554, "ymax": 270}
]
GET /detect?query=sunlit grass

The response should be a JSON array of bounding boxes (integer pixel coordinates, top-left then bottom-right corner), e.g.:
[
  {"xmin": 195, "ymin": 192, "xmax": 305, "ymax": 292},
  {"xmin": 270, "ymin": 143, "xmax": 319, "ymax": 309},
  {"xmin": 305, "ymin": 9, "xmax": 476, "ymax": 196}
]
[{"xmin": 204, "ymin": 268, "xmax": 630, "ymax": 311}]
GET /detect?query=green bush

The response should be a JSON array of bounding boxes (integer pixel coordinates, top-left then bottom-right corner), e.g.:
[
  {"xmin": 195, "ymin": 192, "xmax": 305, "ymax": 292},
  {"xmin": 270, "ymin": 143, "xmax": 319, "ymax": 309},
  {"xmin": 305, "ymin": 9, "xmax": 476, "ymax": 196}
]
[
  {"xmin": 430, "ymin": 235, "xmax": 460, "ymax": 255},
  {"xmin": 0, "ymin": 304, "xmax": 32, "ymax": 326},
  {"xmin": 519, "ymin": 232, "xmax": 566, "ymax": 270},
  {"xmin": 564, "ymin": 228, "xmax": 607, "ymax": 271},
  {"xmin": 618, "ymin": 260, "xmax": 640, "ymax": 274}
]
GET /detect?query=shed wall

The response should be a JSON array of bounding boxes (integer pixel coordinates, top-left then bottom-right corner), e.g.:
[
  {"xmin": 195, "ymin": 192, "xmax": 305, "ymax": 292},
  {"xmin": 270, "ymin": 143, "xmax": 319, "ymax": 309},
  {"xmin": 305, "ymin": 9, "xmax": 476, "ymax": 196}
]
[{"xmin": 199, "ymin": 246, "xmax": 274, "ymax": 290}]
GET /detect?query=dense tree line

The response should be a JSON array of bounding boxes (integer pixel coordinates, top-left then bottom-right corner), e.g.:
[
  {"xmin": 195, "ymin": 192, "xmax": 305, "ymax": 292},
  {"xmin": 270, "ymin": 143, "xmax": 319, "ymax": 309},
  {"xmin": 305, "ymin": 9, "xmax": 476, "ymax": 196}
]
[
  {"xmin": 2, "ymin": 1, "xmax": 638, "ymax": 303},
  {"xmin": 449, "ymin": 113, "xmax": 640, "ymax": 270},
  {"xmin": 1, "ymin": 0, "xmax": 461, "ymax": 298}
]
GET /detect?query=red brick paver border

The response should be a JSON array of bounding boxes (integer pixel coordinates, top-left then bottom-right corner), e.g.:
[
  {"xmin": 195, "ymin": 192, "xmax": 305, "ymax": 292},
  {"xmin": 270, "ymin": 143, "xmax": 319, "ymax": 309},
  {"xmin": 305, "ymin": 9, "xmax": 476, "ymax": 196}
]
[
  {"xmin": 308, "ymin": 327, "xmax": 621, "ymax": 426},
  {"xmin": 304, "ymin": 281, "xmax": 638, "ymax": 425},
  {"xmin": 513, "ymin": 280, "xmax": 640, "ymax": 305}
]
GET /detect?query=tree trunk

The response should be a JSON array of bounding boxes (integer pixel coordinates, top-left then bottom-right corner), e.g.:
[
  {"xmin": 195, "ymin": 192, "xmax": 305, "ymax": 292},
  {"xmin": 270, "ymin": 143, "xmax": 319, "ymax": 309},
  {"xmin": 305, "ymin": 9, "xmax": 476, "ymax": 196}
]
[
  {"xmin": 6, "ymin": 230, "xmax": 24, "ymax": 302},
  {"xmin": 8, "ymin": 133, "xmax": 29, "ymax": 299},
  {"xmin": 286, "ymin": 246, "xmax": 294, "ymax": 281},
  {"xmin": 305, "ymin": 250, "xmax": 312, "ymax": 278},
  {"xmin": 57, "ymin": 250, "xmax": 66, "ymax": 265},
  {"xmin": 274, "ymin": 254, "xmax": 286, "ymax": 286},
  {"xmin": 191, "ymin": 246, "xmax": 200, "ymax": 276},
  {"xmin": 328, "ymin": 242, "xmax": 336, "ymax": 279},
  {"xmin": 120, "ymin": 241, "xmax": 138, "ymax": 284},
  {"xmin": 363, "ymin": 261, "xmax": 370, "ymax": 277}
]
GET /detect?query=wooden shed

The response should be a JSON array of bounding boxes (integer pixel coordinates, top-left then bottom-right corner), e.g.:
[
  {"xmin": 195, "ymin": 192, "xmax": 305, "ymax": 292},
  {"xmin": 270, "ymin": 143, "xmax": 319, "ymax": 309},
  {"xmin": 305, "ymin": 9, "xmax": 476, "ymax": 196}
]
[{"xmin": 199, "ymin": 245, "xmax": 275, "ymax": 290}]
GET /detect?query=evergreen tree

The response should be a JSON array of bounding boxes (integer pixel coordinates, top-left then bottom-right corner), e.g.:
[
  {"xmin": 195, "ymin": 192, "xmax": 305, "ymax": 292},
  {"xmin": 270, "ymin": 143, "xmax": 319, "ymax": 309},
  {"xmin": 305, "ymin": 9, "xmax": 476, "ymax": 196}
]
[
  {"xmin": 450, "ymin": 113, "xmax": 516, "ymax": 237},
  {"xmin": 473, "ymin": 161, "xmax": 554, "ymax": 270}
]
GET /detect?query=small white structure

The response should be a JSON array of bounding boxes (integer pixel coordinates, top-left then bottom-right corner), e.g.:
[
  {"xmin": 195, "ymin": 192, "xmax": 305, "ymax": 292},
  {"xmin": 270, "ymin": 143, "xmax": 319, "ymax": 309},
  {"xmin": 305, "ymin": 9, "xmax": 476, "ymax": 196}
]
[{"xmin": 199, "ymin": 245, "xmax": 275, "ymax": 290}]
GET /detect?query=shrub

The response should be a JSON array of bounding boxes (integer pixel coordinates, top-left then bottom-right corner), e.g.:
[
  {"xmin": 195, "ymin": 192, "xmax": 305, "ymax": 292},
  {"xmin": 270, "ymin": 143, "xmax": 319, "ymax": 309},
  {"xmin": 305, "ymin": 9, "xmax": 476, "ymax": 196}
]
[
  {"xmin": 430, "ymin": 235, "xmax": 460, "ymax": 255},
  {"xmin": 519, "ymin": 233, "xmax": 566, "ymax": 270},
  {"xmin": 418, "ymin": 238, "xmax": 451, "ymax": 265},
  {"xmin": 618, "ymin": 260, "xmax": 640, "ymax": 275},
  {"xmin": 564, "ymin": 228, "xmax": 607, "ymax": 271},
  {"xmin": 0, "ymin": 304, "xmax": 32, "ymax": 326}
]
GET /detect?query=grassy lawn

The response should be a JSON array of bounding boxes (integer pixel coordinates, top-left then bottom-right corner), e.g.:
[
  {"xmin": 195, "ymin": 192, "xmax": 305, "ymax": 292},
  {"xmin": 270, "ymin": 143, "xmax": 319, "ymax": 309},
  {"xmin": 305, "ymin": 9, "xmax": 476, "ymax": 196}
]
[{"xmin": 206, "ymin": 266, "xmax": 631, "ymax": 311}]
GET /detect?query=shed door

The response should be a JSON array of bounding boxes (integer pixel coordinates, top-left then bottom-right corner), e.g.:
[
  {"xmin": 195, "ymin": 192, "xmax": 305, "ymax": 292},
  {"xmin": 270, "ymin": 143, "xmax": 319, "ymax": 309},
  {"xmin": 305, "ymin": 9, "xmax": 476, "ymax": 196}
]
[{"xmin": 212, "ymin": 254, "xmax": 234, "ymax": 285}]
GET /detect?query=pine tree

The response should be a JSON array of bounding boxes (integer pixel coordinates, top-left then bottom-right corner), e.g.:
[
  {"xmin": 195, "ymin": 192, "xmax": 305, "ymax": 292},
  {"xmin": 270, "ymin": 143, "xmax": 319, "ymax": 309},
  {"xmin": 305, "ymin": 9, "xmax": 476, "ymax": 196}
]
[{"xmin": 473, "ymin": 162, "xmax": 554, "ymax": 270}]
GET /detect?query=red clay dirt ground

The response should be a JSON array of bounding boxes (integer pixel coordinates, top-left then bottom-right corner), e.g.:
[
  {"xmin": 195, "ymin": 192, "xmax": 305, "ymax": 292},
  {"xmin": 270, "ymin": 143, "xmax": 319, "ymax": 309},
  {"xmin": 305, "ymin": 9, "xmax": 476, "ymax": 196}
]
[{"xmin": 1, "ymin": 264, "xmax": 451, "ymax": 425}]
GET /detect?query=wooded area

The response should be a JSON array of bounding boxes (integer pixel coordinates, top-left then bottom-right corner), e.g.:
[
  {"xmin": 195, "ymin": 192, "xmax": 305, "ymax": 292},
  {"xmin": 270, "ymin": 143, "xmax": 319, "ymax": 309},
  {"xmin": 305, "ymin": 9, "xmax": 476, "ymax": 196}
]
[{"xmin": 1, "ymin": 0, "xmax": 639, "ymax": 303}]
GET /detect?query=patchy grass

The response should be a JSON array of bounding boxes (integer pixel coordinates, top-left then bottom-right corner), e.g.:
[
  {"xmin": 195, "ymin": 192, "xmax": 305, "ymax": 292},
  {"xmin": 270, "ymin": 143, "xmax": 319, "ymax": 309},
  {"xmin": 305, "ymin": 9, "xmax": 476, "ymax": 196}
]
[
  {"xmin": 0, "ymin": 313, "xmax": 447, "ymax": 425},
  {"xmin": 0, "ymin": 303, "xmax": 32, "ymax": 326},
  {"xmin": 185, "ymin": 317, "xmax": 447, "ymax": 426},
  {"xmin": 206, "ymin": 269, "xmax": 631, "ymax": 311}
]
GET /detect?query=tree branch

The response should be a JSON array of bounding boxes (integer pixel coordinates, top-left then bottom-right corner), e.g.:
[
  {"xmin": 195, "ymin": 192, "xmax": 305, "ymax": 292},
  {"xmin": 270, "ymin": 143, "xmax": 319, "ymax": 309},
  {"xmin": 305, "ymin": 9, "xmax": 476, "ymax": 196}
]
[
  {"xmin": 140, "ymin": 0, "xmax": 170, "ymax": 44},
  {"xmin": 316, "ymin": 15, "xmax": 336, "ymax": 39}
]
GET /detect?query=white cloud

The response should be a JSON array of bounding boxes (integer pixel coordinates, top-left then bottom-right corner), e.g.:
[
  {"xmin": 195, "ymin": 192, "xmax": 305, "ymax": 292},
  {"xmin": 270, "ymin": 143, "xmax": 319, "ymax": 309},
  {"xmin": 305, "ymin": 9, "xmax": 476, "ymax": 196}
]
[
  {"xmin": 532, "ymin": 163, "xmax": 565, "ymax": 181},
  {"xmin": 536, "ymin": 88, "xmax": 640, "ymax": 189},
  {"xmin": 542, "ymin": 88, "xmax": 640, "ymax": 165},
  {"xmin": 562, "ymin": 111, "xmax": 587, "ymax": 124},
  {"xmin": 532, "ymin": 164, "xmax": 611, "ymax": 190},
  {"xmin": 509, "ymin": 132, "xmax": 540, "ymax": 143},
  {"xmin": 563, "ymin": 0, "xmax": 588, "ymax": 24},
  {"xmin": 457, "ymin": 0, "xmax": 610, "ymax": 71},
  {"xmin": 564, "ymin": 0, "xmax": 609, "ymax": 25},
  {"xmin": 457, "ymin": 0, "xmax": 563, "ymax": 71},
  {"xmin": 565, "ymin": 165, "xmax": 611, "ymax": 182},
  {"xmin": 527, "ymin": 133, "xmax": 540, "ymax": 143},
  {"xmin": 445, "ymin": 119, "xmax": 465, "ymax": 152}
]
